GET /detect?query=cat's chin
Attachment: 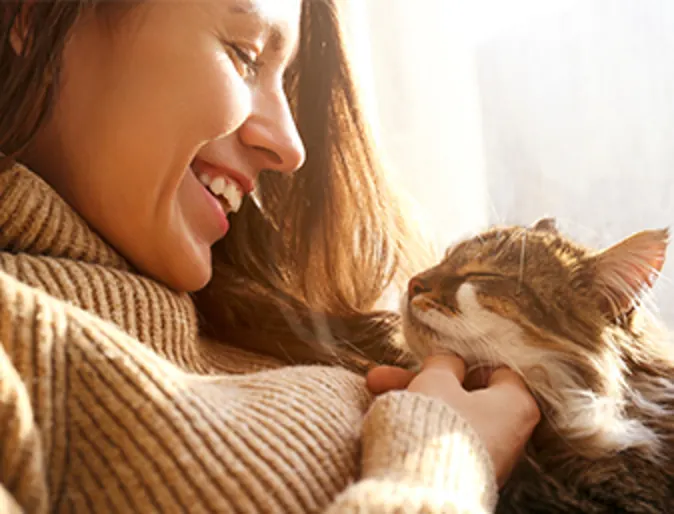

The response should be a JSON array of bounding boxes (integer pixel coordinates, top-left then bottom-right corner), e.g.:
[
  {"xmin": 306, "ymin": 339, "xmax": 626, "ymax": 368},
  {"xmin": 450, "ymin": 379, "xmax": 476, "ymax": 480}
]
[
  {"xmin": 400, "ymin": 314, "xmax": 440, "ymax": 364},
  {"xmin": 401, "ymin": 285, "xmax": 523, "ymax": 371},
  {"xmin": 402, "ymin": 313, "xmax": 664, "ymax": 461},
  {"xmin": 401, "ymin": 312, "xmax": 499, "ymax": 371}
]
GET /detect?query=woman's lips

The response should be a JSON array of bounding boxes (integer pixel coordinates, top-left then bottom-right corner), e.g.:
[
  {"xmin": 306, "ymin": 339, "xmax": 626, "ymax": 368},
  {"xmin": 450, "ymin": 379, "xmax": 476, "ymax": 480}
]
[{"xmin": 185, "ymin": 165, "xmax": 230, "ymax": 242}]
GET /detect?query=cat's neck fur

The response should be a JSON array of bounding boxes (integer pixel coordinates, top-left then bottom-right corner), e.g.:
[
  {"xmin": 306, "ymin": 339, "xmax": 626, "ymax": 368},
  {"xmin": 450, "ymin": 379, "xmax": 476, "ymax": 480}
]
[{"xmin": 530, "ymin": 311, "xmax": 674, "ymax": 470}]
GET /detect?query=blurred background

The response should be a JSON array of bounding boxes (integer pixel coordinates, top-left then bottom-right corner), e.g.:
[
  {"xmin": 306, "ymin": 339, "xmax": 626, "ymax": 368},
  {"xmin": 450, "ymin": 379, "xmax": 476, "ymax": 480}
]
[{"xmin": 344, "ymin": 0, "xmax": 674, "ymax": 325}]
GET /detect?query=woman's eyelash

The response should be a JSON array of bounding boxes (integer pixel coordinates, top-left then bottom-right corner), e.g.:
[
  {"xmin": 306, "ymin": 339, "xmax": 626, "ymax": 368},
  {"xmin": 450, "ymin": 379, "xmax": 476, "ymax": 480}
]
[{"xmin": 225, "ymin": 43, "xmax": 261, "ymax": 78}]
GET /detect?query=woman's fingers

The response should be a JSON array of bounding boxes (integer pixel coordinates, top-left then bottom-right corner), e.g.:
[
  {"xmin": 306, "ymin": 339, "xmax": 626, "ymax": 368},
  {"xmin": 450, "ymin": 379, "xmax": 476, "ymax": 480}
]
[
  {"xmin": 374, "ymin": 355, "xmax": 541, "ymax": 488},
  {"xmin": 420, "ymin": 354, "xmax": 467, "ymax": 384},
  {"xmin": 406, "ymin": 354, "xmax": 467, "ymax": 399},
  {"xmin": 487, "ymin": 367, "xmax": 527, "ymax": 388},
  {"xmin": 366, "ymin": 365, "xmax": 415, "ymax": 394},
  {"xmin": 485, "ymin": 367, "xmax": 541, "ymax": 425},
  {"xmin": 370, "ymin": 356, "xmax": 540, "ymax": 488},
  {"xmin": 366, "ymin": 354, "xmax": 467, "ymax": 396}
]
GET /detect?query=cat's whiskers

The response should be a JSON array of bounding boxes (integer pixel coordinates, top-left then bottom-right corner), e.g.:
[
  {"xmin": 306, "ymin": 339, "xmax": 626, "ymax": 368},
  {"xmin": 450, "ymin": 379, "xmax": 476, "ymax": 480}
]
[
  {"xmin": 518, "ymin": 230, "xmax": 528, "ymax": 295},
  {"xmin": 551, "ymin": 216, "xmax": 602, "ymax": 246},
  {"xmin": 450, "ymin": 310, "xmax": 517, "ymax": 371},
  {"xmin": 406, "ymin": 284, "xmax": 531, "ymax": 374},
  {"xmin": 487, "ymin": 192, "xmax": 503, "ymax": 226},
  {"xmin": 400, "ymin": 221, "xmax": 674, "ymax": 510},
  {"xmin": 407, "ymin": 285, "xmax": 666, "ymax": 461}
]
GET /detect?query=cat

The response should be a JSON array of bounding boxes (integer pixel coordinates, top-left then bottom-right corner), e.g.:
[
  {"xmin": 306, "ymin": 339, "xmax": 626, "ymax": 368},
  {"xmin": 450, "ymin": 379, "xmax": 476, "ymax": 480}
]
[{"xmin": 400, "ymin": 217, "xmax": 674, "ymax": 513}]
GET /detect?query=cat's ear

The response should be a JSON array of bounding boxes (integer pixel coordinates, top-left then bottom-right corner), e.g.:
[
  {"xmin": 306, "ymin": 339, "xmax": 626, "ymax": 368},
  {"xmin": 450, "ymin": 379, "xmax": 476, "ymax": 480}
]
[
  {"xmin": 530, "ymin": 217, "xmax": 558, "ymax": 233},
  {"xmin": 589, "ymin": 228, "xmax": 669, "ymax": 317}
]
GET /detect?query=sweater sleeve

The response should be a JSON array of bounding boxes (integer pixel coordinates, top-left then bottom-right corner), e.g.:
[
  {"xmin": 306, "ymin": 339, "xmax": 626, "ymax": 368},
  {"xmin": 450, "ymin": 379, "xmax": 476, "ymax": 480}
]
[
  {"xmin": 325, "ymin": 391, "xmax": 498, "ymax": 514},
  {"xmin": 0, "ymin": 264, "xmax": 497, "ymax": 513},
  {"xmin": 0, "ymin": 344, "xmax": 47, "ymax": 514},
  {"xmin": 0, "ymin": 486, "xmax": 24, "ymax": 514}
]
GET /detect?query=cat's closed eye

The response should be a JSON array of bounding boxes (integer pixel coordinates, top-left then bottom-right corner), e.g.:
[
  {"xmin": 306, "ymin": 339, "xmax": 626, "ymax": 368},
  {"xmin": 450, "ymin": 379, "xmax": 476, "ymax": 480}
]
[{"xmin": 463, "ymin": 272, "xmax": 505, "ymax": 280}]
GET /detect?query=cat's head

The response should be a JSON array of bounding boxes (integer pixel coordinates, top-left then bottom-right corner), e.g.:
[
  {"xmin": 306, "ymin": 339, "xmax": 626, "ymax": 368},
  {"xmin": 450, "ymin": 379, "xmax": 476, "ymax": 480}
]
[{"xmin": 401, "ymin": 218, "xmax": 670, "ymax": 459}]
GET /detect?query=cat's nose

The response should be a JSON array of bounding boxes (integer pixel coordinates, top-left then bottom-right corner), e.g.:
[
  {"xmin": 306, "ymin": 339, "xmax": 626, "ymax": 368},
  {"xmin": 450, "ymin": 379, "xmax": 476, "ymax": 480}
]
[{"xmin": 408, "ymin": 277, "xmax": 430, "ymax": 299}]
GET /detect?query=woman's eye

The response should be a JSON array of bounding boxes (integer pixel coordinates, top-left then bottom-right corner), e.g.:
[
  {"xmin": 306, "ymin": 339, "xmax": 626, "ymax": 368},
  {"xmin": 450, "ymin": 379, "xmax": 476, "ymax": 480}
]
[{"xmin": 224, "ymin": 43, "xmax": 260, "ymax": 80}]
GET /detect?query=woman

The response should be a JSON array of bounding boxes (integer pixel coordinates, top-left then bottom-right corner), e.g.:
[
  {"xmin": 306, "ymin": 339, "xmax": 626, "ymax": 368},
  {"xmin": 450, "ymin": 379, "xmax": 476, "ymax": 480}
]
[{"xmin": 0, "ymin": 0, "xmax": 539, "ymax": 512}]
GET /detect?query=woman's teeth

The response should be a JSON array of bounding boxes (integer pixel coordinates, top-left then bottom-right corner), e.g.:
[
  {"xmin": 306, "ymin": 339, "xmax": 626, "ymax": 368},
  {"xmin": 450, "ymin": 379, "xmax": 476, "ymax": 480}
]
[{"xmin": 197, "ymin": 173, "xmax": 243, "ymax": 213}]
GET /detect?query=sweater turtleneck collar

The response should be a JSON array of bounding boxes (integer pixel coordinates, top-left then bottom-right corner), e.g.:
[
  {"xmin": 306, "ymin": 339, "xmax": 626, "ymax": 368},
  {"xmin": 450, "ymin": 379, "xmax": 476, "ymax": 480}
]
[{"xmin": 0, "ymin": 160, "xmax": 210, "ymax": 372}]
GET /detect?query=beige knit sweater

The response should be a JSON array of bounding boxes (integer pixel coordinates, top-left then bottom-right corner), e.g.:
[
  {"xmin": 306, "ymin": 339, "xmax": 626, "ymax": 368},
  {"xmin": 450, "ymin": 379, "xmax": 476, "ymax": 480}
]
[{"xmin": 0, "ymin": 162, "xmax": 497, "ymax": 513}]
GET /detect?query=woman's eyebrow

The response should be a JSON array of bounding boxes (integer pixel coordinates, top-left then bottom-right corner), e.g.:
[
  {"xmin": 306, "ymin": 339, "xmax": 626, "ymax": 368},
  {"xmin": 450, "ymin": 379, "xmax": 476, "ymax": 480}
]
[
  {"xmin": 228, "ymin": 0, "xmax": 256, "ymax": 15},
  {"xmin": 227, "ymin": 1, "xmax": 295, "ymax": 57}
]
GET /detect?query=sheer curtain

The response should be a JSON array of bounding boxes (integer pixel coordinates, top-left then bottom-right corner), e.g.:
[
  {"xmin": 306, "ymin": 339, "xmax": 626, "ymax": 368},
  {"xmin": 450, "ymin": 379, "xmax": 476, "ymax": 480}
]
[{"xmin": 353, "ymin": 0, "xmax": 674, "ymax": 324}]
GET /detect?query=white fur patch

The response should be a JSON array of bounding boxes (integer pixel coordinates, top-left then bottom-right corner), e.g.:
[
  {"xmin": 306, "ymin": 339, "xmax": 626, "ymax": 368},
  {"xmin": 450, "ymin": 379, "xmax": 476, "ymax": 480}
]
[
  {"xmin": 401, "ymin": 283, "xmax": 664, "ymax": 457},
  {"xmin": 403, "ymin": 283, "xmax": 550, "ymax": 374}
]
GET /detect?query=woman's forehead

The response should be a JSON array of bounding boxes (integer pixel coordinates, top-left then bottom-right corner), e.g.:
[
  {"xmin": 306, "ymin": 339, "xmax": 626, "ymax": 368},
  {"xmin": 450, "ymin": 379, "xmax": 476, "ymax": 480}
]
[
  {"xmin": 224, "ymin": 0, "xmax": 301, "ymax": 52},
  {"xmin": 226, "ymin": 0, "xmax": 302, "ymax": 25}
]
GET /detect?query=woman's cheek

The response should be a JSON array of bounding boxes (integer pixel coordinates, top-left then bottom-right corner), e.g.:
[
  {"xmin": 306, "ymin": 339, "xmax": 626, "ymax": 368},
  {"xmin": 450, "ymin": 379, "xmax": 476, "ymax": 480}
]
[{"xmin": 196, "ymin": 53, "xmax": 253, "ymax": 140}]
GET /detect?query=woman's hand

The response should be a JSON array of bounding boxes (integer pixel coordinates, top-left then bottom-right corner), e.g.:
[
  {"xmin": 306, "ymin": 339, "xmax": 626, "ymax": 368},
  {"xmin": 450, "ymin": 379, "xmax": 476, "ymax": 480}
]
[{"xmin": 366, "ymin": 355, "xmax": 540, "ymax": 487}]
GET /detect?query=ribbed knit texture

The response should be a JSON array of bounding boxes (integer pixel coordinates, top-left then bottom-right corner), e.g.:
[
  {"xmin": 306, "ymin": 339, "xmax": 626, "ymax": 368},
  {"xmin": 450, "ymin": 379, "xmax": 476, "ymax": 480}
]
[{"xmin": 0, "ymin": 162, "xmax": 498, "ymax": 513}]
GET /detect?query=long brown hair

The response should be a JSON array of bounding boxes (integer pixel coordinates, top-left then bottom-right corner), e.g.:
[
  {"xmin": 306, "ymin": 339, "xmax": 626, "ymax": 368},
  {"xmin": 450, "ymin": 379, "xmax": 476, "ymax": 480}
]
[{"xmin": 0, "ymin": 0, "xmax": 434, "ymax": 373}]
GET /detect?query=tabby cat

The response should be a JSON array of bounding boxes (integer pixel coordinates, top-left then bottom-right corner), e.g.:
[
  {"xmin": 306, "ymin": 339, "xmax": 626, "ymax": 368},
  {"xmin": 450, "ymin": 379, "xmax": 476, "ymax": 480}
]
[{"xmin": 401, "ymin": 218, "xmax": 674, "ymax": 513}]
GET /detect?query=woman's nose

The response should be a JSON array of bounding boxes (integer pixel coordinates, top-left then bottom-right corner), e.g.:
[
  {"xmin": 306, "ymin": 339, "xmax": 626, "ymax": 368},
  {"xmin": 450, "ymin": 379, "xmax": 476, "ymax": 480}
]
[
  {"xmin": 239, "ymin": 95, "xmax": 306, "ymax": 174},
  {"xmin": 244, "ymin": 125, "xmax": 305, "ymax": 174}
]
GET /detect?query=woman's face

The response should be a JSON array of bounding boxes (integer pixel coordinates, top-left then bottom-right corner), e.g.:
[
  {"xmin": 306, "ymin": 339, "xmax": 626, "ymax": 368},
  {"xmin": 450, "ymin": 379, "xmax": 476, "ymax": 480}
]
[{"xmin": 22, "ymin": 0, "xmax": 305, "ymax": 291}]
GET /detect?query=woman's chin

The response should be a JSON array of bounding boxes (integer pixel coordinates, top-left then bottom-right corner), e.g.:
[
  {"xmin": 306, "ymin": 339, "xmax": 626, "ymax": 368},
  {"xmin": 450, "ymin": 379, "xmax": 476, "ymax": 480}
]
[
  {"xmin": 175, "ymin": 245, "xmax": 214, "ymax": 293},
  {"xmin": 139, "ymin": 239, "xmax": 213, "ymax": 293}
]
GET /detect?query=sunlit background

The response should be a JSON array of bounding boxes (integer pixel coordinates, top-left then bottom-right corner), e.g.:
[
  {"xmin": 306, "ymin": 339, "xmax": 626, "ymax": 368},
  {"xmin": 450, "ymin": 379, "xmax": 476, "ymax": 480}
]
[{"xmin": 343, "ymin": 0, "xmax": 674, "ymax": 324}]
